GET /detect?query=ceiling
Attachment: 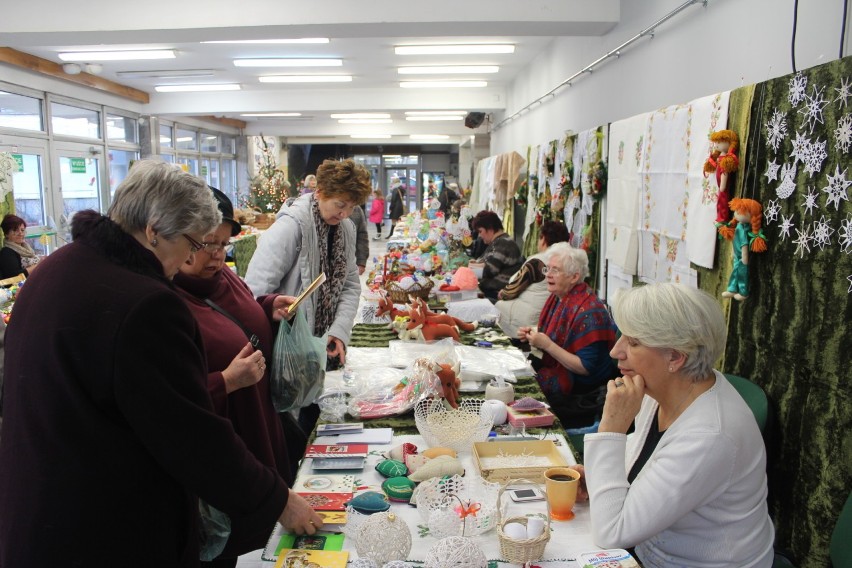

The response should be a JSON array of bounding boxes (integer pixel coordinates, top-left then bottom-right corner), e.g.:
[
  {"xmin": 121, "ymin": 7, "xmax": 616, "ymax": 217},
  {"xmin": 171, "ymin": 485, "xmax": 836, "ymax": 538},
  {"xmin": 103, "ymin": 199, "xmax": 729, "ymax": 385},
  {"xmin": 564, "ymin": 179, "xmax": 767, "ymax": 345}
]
[{"xmin": 1, "ymin": 0, "xmax": 620, "ymax": 145}]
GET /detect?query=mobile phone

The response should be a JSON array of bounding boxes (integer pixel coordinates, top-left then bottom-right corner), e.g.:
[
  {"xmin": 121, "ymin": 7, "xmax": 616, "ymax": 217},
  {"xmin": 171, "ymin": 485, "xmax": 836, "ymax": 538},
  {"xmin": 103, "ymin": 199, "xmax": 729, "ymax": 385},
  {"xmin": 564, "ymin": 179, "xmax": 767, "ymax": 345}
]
[{"xmin": 509, "ymin": 487, "xmax": 545, "ymax": 502}]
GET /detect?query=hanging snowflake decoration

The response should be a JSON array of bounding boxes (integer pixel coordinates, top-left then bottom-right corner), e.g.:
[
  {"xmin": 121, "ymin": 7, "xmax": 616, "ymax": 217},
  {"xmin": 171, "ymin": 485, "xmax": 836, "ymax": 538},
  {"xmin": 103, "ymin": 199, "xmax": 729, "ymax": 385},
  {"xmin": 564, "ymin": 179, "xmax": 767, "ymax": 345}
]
[
  {"xmin": 764, "ymin": 198, "xmax": 781, "ymax": 224},
  {"xmin": 811, "ymin": 215, "xmax": 835, "ymax": 250},
  {"xmin": 789, "ymin": 130, "xmax": 811, "ymax": 164},
  {"xmin": 835, "ymin": 113, "xmax": 852, "ymax": 154},
  {"xmin": 802, "ymin": 137, "xmax": 827, "ymax": 178},
  {"xmin": 822, "ymin": 165, "xmax": 852, "ymax": 211},
  {"xmin": 848, "ymin": 274, "xmax": 852, "ymax": 293},
  {"xmin": 792, "ymin": 225, "xmax": 813, "ymax": 258},
  {"xmin": 765, "ymin": 108, "xmax": 788, "ymax": 153},
  {"xmin": 801, "ymin": 186, "xmax": 819, "ymax": 217},
  {"xmin": 836, "ymin": 76, "xmax": 852, "ymax": 109},
  {"xmin": 776, "ymin": 163, "xmax": 798, "ymax": 199},
  {"xmin": 788, "ymin": 72, "xmax": 808, "ymax": 106},
  {"xmin": 764, "ymin": 158, "xmax": 781, "ymax": 183},
  {"xmin": 779, "ymin": 213, "xmax": 795, "ymax": 241},
  {"xmin": 839, "ymin": 215, "xmax": 852, "ymax": 254},
  {"xmin": 798, "ymin": 84, "xmax": 828, "ymax": 135}
]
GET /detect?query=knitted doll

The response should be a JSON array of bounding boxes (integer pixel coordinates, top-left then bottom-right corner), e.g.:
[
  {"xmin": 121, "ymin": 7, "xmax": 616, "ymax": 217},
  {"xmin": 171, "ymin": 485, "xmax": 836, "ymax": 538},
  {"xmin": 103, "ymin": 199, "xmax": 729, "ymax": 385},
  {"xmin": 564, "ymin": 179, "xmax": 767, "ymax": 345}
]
[
  {"xmin": 719, "ymin": 198, "xmax": 767, "ymax": 301},
  {"xmin": 703, "ymin": 130, "xmax": 740, "ymax": 225}
]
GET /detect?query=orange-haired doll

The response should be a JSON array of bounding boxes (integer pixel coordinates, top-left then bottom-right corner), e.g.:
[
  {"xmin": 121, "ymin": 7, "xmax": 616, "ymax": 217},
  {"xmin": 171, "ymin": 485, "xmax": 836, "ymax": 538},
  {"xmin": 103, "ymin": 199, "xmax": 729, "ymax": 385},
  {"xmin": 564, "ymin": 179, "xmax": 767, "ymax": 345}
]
[
  {"xmin": 703, "ymin": 130, "xmax": 740, "ymax": 224},
  {"xmin": 719, "ymin": 198, "xmax": 767, "ymax": 301}
]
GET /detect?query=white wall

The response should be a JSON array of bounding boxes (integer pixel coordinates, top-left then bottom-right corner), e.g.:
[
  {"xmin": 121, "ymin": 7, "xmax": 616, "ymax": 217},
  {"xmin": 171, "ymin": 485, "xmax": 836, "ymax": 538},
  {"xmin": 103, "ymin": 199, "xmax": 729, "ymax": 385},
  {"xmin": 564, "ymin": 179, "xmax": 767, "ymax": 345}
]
[{"xmin": 491, "ymin": 0, "xmax": 851, "ymax": 154}]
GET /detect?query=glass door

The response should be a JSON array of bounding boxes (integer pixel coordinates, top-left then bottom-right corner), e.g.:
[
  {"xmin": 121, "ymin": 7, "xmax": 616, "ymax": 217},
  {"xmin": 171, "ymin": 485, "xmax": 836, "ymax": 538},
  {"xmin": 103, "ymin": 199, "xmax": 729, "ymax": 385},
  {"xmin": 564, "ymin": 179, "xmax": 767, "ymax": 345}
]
[
  {"xmin": 0, "ymin": 136, "xmax": 50, "ymax": 228},
  {"xmin": 50, "ymin": 143, "xmax": 104, "ymax": 243},
  {"xmin": 384, "ymin": 167, "xmax": 420, "ymax": 214}
]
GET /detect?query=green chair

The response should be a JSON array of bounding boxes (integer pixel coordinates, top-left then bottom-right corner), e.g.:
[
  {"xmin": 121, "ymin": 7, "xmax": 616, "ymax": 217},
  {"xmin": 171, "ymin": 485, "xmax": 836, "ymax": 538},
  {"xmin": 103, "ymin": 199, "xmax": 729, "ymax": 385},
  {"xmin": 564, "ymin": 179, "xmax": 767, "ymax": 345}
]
[
  {"xmin": 723, "ymin": 373, "xmax": 769, "ymax": 435},
  {"xmin": 831, "ymin": 491, "xmax": 852, "ymax": 567}
]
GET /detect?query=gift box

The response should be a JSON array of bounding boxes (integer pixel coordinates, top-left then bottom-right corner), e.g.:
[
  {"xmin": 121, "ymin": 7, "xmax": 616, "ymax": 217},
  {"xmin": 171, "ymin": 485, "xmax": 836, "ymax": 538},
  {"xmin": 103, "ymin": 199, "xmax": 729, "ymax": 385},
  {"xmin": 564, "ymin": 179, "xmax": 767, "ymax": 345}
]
[
  {"xmin": 506, "ymin": 405, "xmax": 556, "ymax": 429},
  {"xmin": 473, "ymin": 440, "xmax": 568, "ymax": 483}
]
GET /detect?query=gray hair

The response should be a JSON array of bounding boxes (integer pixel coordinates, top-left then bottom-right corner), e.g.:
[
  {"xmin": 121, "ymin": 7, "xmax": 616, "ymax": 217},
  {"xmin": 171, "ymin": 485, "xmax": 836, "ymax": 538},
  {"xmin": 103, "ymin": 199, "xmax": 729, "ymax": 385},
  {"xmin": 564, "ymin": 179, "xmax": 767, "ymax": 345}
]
[
  {"xmin": 545, "ymin": 242, "xmax": 589, "ymax": 280},
  {"xmin": 108, "ymin": 160, "xmax": 221, "ymax": 238},
  {"xmin": 612, "ymin": 283, "xmax": 725, "ymax": 382}
]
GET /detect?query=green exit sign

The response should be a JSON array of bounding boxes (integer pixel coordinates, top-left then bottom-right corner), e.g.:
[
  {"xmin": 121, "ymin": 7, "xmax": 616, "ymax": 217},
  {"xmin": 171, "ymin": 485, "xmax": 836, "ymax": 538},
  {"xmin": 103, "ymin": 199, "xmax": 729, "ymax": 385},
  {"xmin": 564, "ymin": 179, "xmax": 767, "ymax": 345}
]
[
  {"xmin": 70, "ymin": 158, "xmax": 87, "ymax": 173},
  {"xmin": 11, "ymin": 154, "xmax": 23, "ymax": 172},
  {"xmin": 201, "ymin": 165, "xmax": 208, "ymax": 176}
]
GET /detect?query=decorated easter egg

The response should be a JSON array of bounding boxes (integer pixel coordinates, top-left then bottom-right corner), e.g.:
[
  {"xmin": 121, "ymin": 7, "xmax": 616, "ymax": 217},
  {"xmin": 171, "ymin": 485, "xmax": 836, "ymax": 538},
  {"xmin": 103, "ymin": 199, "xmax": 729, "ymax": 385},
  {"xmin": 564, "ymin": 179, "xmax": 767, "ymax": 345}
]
[
  {"xmin": 382, "ymin": 476, "xmax": 416, "ymax": 502},
  {"xmin": 348, "ymin": 491, "xmax": 391, "ymax": 514},
  {"xmin": 375, "ymin": 459, "xmax": 408, "ymax": 478}
]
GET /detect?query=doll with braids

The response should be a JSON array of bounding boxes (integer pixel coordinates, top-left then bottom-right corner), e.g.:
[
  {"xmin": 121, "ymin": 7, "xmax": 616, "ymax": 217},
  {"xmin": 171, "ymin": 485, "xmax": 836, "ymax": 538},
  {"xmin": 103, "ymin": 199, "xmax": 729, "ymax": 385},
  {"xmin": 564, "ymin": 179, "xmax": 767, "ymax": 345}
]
[{"xmin": 719, "ymin": 198, "xmax": 767, "ymax": 301}]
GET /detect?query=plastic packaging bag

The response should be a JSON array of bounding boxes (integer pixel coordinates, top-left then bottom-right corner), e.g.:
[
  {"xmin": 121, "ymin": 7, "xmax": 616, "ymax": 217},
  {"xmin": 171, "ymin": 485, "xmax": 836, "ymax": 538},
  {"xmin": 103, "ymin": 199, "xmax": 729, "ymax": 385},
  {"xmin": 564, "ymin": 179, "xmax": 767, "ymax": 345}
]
[
  {"xmin": 348, "ymin": 358, "xmax": 443, "ymax": 419},
  {"xmin": 198, "ymin": 500, "xmax": 231, "ymax": 561},
  {"xmin": 270, "ymin": 308, "xmax": 327, "ymax": 412}
]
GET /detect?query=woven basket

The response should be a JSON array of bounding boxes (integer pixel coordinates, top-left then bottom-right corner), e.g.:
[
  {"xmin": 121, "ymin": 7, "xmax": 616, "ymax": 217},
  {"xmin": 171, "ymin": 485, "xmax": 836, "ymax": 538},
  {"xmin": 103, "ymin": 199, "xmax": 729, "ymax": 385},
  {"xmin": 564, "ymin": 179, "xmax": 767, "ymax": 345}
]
[
  {"xmin": 385, "ymin": 278, "xmax": 434, "ymax": 303},
  {"xmin": 497, "ymin": 479, "xmax": 551, "ymax": 564},
  {"xmin": 414, "ymin": 398, "xmax": 493, "ymax": 453},
  {"xmin": 251, "ymin": 209, "xmax": 274, "ymax": 230}
]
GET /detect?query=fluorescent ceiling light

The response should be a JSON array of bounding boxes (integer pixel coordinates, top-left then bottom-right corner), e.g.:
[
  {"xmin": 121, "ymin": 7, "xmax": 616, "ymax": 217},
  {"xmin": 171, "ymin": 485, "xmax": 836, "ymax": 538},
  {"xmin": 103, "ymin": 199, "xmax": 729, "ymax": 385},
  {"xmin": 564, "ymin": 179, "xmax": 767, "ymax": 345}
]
[
  {"xmin": 155, "ymin": 84, "xmax": 241, "ymax": 92},
  {"xmin": 259, "ymin": 75, "xmax": 352, "ymax": 83},
  {"xmin": 116, "ymin": 69, "xmax": 215, "ymax": 79},
  {"xmin": 405, "ymin": 110, "xmax": 467, "ymax": 116},
  {"xmin": 398, "ymin": 65, "xmax": 499, "ymax": 75},
  {"xmin": 59, "ymin": 50, "xmax": 176, "ymax": 61},
  {"xmin": 202, "ymin": 38, "xmax": 329, "ymax": 44},
  {"xmin": 351, "ymin": 134, "xmax": 392, "ymax": 139},
  {"xmin": 240, "ymin": 112, "xmax": 302, "ymax": 117},
  {"xmin": 400, "ymin": 81, "xmax": 487, "ymax": 89},
  {"xmin": 234, "ymin": 58, "xmax": 342, "ymax": 67},
  {"xmin": 395, "ymin": 44, "xmax": 514, "ymax": 55},
  {"xmin": 338, "ymin": 119, "xmax": 392, "ymax": 124},
  {"xmin": 330, "ymin": 113, "xmax": 390, "ymax": 119},
  {"xmin": 176, "ymin": 137, "xmax": 194, "ymax": 142},
  {"xmin": 406, "ymin": 116, "xmax": 464, "ymax": 121},
  {"xmin": 410, "ymin": 134, "xmax": 450, "ymax": 140}
]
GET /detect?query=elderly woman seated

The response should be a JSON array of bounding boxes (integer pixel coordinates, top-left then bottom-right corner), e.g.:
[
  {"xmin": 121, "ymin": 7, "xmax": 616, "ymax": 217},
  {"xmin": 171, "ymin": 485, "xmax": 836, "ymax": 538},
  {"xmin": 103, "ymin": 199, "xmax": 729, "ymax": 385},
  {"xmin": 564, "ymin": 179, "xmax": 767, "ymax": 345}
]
[
  {"xmin": 517, "ymin": 243, "xmax": 618, "ymax": 426},
  {"xmin": 576, "ymin": 283, "xmax": 774, "ymax": 567}
]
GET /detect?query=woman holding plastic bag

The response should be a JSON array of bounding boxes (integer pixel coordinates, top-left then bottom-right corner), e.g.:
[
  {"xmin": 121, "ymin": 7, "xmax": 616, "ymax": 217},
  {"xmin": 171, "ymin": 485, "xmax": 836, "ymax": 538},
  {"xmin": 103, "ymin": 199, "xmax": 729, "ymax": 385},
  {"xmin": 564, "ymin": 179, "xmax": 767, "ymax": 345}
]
[{"xmin": 245, "ymin": 158, "xmax": 371, "ymax": 430}]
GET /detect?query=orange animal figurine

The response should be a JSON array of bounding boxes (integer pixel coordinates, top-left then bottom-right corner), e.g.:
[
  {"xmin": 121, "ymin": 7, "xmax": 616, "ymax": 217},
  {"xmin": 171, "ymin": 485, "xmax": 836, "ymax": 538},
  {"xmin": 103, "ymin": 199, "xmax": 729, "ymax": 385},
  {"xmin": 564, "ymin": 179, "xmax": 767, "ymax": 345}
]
[
  {"xmin": 406, "ymin": 301, "xmax": 461, "ymax": 342},
  {"xmin": 433, "ymin": 361, "xmax": 461, "ymax": 408}
]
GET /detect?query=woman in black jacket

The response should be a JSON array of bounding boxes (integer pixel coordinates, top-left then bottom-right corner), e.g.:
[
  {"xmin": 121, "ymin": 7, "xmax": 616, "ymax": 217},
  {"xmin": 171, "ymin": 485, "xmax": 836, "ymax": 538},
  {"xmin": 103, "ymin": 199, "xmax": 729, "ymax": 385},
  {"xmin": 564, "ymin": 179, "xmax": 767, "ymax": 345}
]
[
  {"xmin": 0, "ymin": 214, "xmax": 39, "ymax": 279},
  {"xmin": 386, "ymin": 180, "xmax": 406, "ymax": 239}
]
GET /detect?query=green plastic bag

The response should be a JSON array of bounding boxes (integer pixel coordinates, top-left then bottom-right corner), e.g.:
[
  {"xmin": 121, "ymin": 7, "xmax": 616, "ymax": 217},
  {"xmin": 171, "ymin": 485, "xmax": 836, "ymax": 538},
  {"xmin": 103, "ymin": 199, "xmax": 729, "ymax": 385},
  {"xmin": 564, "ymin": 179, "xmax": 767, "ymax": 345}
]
[{"xmin": 270, "ymin": 308, "xmax": 326, "ymax": 412}]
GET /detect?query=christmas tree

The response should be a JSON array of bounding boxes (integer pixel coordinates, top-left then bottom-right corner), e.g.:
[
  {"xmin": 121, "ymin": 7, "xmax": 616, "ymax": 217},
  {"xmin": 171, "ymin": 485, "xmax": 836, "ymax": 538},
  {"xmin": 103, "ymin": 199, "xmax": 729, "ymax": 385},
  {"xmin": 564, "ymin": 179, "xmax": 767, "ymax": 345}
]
[{"xmin": 246, "ymin": 136, "xmax": 290, "ymax": 213}]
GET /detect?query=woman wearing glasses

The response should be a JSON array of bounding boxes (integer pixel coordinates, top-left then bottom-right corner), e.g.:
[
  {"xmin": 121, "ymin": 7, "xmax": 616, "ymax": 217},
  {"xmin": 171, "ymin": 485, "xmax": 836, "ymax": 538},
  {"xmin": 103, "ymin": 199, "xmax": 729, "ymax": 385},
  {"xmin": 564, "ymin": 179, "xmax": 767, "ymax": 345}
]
[
  {"xmin": 0, "ymin": 162, "xmax": 321, "ymax": 567},
  {"xmin": 517, "ymin": 242, "xmax": 618, "ymax": 427}
]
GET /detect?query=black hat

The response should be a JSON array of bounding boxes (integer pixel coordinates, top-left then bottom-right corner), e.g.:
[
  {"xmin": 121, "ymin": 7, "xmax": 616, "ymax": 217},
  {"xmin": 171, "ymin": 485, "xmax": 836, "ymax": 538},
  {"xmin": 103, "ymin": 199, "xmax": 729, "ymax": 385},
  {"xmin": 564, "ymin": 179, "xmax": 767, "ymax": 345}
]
[{"xmin": 210, "ymin": 187, "xmax": 241, "ymax": 236}]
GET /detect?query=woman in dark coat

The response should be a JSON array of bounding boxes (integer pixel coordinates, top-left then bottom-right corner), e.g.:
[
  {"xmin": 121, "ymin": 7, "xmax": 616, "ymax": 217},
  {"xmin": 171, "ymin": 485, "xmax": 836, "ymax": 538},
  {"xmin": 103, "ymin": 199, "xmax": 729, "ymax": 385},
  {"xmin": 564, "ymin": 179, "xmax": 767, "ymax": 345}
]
[
  {"xmin": 386, "ymin": 179, "xmax": 406, "ymax": 239},
  {"xmin": 0, "ymin": 214, "xmax": 39, "ymax": 279},
  {"xmin": 0, "ymin": 161, "xmax": 321, "ymax": 567}
]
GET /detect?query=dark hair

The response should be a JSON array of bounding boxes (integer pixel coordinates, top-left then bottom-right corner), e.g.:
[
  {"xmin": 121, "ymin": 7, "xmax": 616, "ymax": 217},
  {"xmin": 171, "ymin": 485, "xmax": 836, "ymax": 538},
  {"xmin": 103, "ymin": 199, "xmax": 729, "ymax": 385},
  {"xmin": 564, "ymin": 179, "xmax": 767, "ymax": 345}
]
[
  {"xmin": 1, "ymin": 214, "xmax": 26, "ymax": 237},
  {"xmin": 315, "ymin": 158, "xmax": 372, "ymax": 205},
  {"xmin": 539, "ymin": 220, "xmax": 570, "ymax": 247},
  {"xmin": 471, "ymin": 210, "xmax": 503, "ymax": 232}
]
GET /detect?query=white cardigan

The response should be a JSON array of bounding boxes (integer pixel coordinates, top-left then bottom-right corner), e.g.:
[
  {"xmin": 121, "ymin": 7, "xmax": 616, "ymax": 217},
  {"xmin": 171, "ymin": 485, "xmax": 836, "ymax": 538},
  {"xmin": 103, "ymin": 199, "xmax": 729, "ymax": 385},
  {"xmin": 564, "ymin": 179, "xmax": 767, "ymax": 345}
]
[
  {"xmin": 583, "ymin": 371, "xmax": 774, "ymax": 568},
  {"xmin": 244, "ymin": 194, "xmax": 361, "ymax": 346}
]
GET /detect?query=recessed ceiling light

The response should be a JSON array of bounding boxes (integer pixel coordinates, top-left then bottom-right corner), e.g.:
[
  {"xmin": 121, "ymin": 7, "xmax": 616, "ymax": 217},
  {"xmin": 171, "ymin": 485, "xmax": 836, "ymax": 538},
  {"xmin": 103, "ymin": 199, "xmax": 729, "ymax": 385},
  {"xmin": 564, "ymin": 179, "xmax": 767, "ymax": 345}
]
[
  {"xmin": 259, "ymin": 75, "xmax": 352, "ymax": 83},
  {"xmin": 234, "ymin": 58, "xmax": 342, "ymax": 67},
  {"xmin": 400, "ymin": 81, "xmax": 487, "ymax": 89},
  {"xmin": 410, "ymin": 134, "xmax": 451, "ymax": 140},
  {"xmin": 351, "ymin": 134, "xmax": 392, "ymax": 139},
  {"xmin": 405, "ymin": 110, "xmax": 467, "ymax": 116},
  {"xmin": 406, "ymin": 116, "xmax": 465, "ymax": 121},
  {"xmin": 395, "ymin": 44, "xmax": 514, "ymax": 55},
  {"xmin": 202, "ymin": 38, "xmax": 329, "ymax": 44},
  {"xmin": 59, "ymin": 50, "xmax": 176, "ymax": 61},
  {"xmin": 240, "ymin": 112, "xmax": 302, "ymax": 117},
  {"xmin": 155, "ymin": 84, "xmax": 241, "ymax": 92},
  {"xmin": 338, "ymin": 119, "xmax": 392, "ymax": 124},
  {"xmin": 116, "ymin": 69, "xmax": 215, "ymax": 79},
  {"xmin": 330, "ymin": 113, "xmax": 390, "ymax": 119},
  {"xmin": 398, "ymin": 66, "xmax": 499, "ymax": 75}
]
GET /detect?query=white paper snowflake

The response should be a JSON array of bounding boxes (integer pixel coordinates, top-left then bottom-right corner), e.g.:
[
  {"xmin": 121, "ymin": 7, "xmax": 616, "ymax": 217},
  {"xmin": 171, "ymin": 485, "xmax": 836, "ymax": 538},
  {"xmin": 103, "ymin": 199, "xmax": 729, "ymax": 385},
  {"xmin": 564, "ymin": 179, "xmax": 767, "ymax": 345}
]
[
  {"xmin": 776, "ymin": 162, "xmax": 798, "ymax": 199},
  {"xmin": 765, "ymin": 108, "xmax": 788, "ymax": 153},
  {"xmin": 811, "ymin": 216, "xmax": 835, "ymax": 250},
  {"xmin": 848, "ymin": 275, "xmax": 852, "ymax": 293},
  {"xmin": 802, "ymin": 137, "xmax": 827, "ymax": 177},
  {"xmin": 789, "ymin": 72, "xmax": 808, "ymax": 106},
  {"xmin": 779, "ymin": 213, "xmax": 795, "ymax": 241},
  {"xmin": 798, "ymin": 84, "xmax": 828, "ymax": 135},
  {"xmin": 801, "ymin": 186, "xmax": 819, "ymax": 217},
  {"xmin": 822, "ymin": 165, "xmax": 852, "ymax": 211},
  {"xmin": 790, "ymin": 130, "xmax": 811, "ymax": 165},
  {"xmin": 764, "ymin": 198, "xmax": 781, "ymax": 224},
  {"xmin": 764, "ymin": 158, "xmax": 781, "ymax": 183},
  {"xmin": 836, "ymin": 76, "xmax": 852, "ymax": 109},
  {"xmin": 792, "ymin": 225, "xmax": 813, "ymax": 258},
  {"xmin": 835, "ymin": 113, "xmax": 852, "ymax": 154},
  {"xmin": 839, "ymin": 215, "xmax": 852, "ymax": 254}
]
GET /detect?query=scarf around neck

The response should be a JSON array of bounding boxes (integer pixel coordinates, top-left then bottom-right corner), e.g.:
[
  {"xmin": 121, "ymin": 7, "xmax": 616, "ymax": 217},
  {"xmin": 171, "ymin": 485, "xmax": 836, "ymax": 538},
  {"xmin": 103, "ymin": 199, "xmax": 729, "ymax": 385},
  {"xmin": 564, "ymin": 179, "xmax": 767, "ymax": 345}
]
[
  {"xmin": 311, "ymin": 196, "xmax": 347, "ymax": 337},
  {"xmin": 4, "ymin": 239, "xmax": 39, "ymax": 268}
]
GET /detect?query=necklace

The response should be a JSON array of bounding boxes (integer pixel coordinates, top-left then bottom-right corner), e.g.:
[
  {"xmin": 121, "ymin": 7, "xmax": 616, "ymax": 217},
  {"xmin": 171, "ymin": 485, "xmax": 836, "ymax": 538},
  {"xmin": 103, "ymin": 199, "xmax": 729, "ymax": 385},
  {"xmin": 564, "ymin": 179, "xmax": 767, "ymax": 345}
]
[{"xmin": 659, "ymin": 382, "xmax": 697, "ymax": 430}]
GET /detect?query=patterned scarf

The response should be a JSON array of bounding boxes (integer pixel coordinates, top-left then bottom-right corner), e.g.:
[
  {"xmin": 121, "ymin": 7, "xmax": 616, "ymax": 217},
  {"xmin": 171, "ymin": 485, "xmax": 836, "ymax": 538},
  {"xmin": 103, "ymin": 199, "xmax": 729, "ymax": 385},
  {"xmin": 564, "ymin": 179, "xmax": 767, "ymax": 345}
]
[
  {"xmin": 311, "ymin": 196, "xmax": 347, "ymax": 337},
  {"xmin": 3, "ymin": 240, "xmax": 39, "ymax": 268}
]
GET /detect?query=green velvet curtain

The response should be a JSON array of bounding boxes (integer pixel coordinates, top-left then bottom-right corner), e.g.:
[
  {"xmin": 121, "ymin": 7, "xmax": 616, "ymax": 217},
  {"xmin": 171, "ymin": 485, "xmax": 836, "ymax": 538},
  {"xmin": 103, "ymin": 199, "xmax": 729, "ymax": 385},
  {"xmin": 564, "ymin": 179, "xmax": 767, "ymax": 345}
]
[{"xmin": 722, "ymin": 57, "xmax": 852, "ymax": 567}]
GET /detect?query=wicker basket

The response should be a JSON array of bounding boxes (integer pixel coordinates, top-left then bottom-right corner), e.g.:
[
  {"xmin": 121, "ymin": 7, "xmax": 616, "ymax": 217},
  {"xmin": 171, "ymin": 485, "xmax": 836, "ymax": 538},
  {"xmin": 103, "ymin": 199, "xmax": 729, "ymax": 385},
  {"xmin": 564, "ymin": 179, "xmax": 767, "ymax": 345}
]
[
  {"xmin": 251, "ymin": 208, "xmax": 274, "ymax": 230},
  {"xmin": 497, "ymin": 479, "xmax": 551, "ymax": 564},
  {"xmin": 384, "ymin": 278, "xmax": 434, "ymax": 303}
]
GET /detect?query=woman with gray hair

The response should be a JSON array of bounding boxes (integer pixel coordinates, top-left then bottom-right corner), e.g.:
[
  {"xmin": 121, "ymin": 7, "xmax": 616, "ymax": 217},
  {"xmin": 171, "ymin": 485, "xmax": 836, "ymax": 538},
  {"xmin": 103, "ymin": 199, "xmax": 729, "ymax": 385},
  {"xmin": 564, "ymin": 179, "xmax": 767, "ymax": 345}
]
[
  {"xmin": 0, "ymin": 161, "xmax": 321, "ymax": 566},
  {"xmin": 577, "ymin": 283, "xmax": 774, "ymax": 567},
  {"xmin": 518, "ymin": 242, "xmax": 618, "ymax": 426}
]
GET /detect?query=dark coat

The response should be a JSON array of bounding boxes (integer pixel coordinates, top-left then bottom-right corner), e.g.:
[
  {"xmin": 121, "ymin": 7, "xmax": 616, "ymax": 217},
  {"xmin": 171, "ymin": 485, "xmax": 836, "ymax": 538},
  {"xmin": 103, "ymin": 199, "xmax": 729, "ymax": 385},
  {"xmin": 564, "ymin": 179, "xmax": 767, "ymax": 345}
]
[
  {"xmin": 0, "ymin": 211, "xmax": 288, "ymax": 567},
  {"xmin": 0, "ymin": 247, "xmax": 25, "ymax": 279},
  {"xmin": 389, "ymin": 185, "xmax": 405, "ymax": 221}
]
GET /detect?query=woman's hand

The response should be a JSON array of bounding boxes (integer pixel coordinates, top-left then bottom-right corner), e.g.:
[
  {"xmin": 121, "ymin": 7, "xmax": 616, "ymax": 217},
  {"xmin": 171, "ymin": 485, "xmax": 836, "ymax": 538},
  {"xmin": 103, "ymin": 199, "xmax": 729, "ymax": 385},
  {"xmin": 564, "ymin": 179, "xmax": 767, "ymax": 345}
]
[
  {"xmin": 524, "ymin": 328, "xmax": 553, "ymax": 351},
  {"xmin": 221, "ymin": 342, "xmax": 265, "ymax": 394},
  {"xmin": 279, "ymin": 491, "xmax": 324, "ymax": 536},
  {"xmin": 598, "ymin": 374, "xmax": 646, "ymax": 434},
  {"xmin": 570, "ymin": 464, "xmax": 589, "ymax": 502},
  {"xmin": 517, "ymin": 326, "xmax": 532, "ymax": 342},
  {"xmin": 327, "ymin": 336, "xmax": 346, "ymax": 365},
  {"xmin": 272, "ymin": 294, "xmax": 298, "ymax": 321}
]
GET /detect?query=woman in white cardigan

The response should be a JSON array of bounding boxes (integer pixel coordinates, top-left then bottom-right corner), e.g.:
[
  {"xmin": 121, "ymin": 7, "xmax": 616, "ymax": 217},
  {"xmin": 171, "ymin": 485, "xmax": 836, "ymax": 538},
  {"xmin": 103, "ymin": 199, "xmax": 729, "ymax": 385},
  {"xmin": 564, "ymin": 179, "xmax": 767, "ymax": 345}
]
[{"xmin": 578, "ymin": 283, "xmax": 774, "ymax": 568}]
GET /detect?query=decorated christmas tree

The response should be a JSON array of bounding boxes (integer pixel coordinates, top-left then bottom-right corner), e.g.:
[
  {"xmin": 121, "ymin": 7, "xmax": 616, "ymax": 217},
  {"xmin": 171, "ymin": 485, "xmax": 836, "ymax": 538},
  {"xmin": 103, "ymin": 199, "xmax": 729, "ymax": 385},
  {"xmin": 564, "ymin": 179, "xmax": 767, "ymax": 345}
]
[{"xmin": 247, "ymin": 136, "xmax": 290, "ymax": 213}]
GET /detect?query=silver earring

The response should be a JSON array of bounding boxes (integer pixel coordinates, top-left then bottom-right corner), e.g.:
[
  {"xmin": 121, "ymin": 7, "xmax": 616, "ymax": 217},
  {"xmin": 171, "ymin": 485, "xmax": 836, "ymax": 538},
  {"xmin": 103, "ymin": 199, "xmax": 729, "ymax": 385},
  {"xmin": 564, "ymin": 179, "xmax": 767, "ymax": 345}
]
[{"xmin": 151, "ymin": 238, "xmax": 158, "ymax": 247}]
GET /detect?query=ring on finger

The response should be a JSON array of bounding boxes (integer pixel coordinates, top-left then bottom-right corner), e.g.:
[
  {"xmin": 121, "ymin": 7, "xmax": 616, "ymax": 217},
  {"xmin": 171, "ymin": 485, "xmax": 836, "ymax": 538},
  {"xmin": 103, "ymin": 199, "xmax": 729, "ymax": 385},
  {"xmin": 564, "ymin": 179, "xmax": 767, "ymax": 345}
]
[{"xmin": 614, "ymin": 379, "xmax": 625, "ymax": 388}]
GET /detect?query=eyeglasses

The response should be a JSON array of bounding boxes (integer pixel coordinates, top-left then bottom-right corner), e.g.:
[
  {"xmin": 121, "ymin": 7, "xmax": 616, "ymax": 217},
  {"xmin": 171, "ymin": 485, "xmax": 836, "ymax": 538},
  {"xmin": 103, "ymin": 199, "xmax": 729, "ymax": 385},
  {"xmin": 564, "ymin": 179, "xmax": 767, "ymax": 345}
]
[
  {"xmin": 182, "ymin": 234, "xmax": 204, "ymax": 253},
  {"xmin": 198, "ymin": 242, "xmax": 229, "ymax": 254},
  {"xmin": 542, "ymin": 265, "xmax": 564, "ymax": 275}
]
